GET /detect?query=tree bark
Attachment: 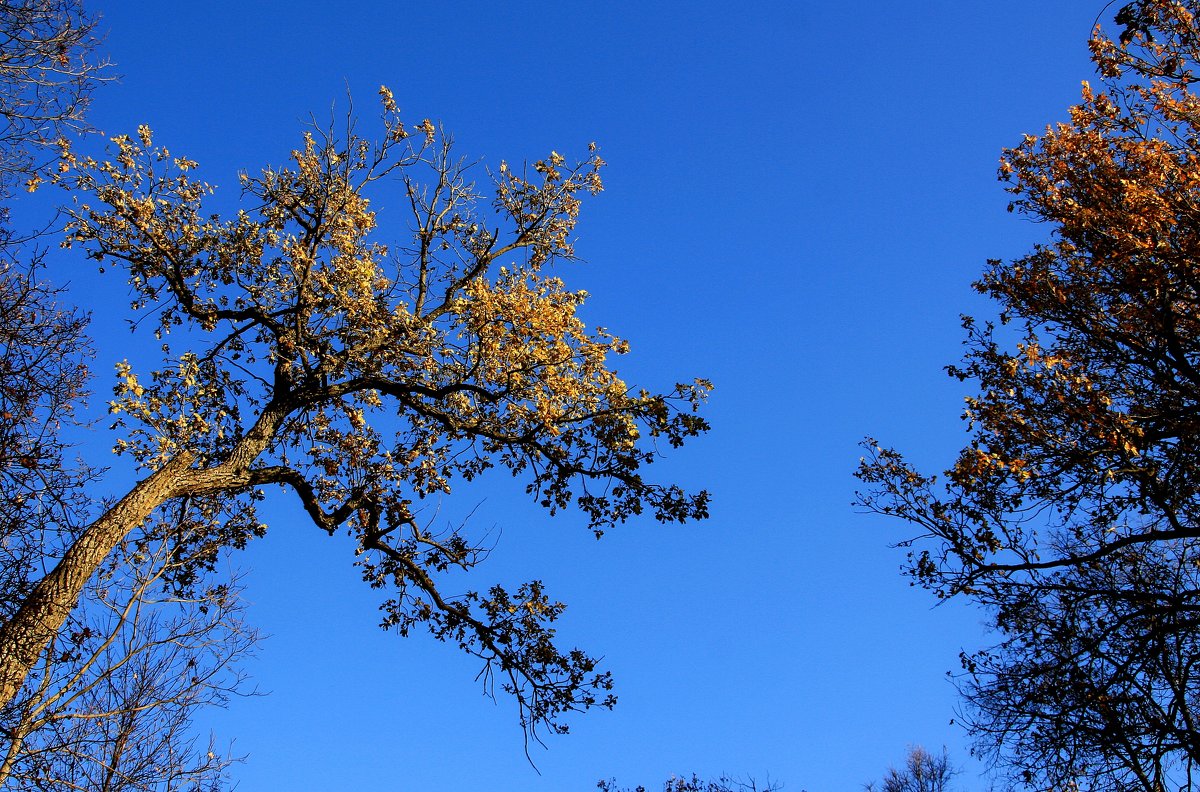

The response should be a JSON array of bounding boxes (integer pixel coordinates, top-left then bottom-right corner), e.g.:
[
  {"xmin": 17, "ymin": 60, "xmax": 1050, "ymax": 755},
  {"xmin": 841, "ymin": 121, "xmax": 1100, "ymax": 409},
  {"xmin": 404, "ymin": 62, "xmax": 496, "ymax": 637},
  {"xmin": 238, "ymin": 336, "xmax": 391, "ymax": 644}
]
[{"xmin": 0, "ymin": 452, "xmax": 195, "ymax": 711}]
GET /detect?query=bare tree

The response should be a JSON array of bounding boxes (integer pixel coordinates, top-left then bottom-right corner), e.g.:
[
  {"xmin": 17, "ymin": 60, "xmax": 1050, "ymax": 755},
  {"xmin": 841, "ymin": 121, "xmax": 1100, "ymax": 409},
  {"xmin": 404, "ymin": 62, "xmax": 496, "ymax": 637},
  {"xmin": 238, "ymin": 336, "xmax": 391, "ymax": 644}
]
[
  {"xmin": 865, "ymin": 747, "xmax": 957, "ymax": 792},
  {"xmin": 597, "ymin": 774, "xmax": 783, "ymax": 792},
  {"xmin": 0, "ymin": 0, "xmax": 109, "ymax": 201},
  {"xmin": 0, "ymin": 271, "xmax": 256, "ymax": 786},
  {"xmin": 0, "ymin": 258, "xmax": 93, "ymax": 614},
  {"xmin": 0, "ymin": 526, "xmax": 255, "ymax": 791},
  {"xmin": 958, "ymin": 540, "xmax": 1200, "ymax": 792}
]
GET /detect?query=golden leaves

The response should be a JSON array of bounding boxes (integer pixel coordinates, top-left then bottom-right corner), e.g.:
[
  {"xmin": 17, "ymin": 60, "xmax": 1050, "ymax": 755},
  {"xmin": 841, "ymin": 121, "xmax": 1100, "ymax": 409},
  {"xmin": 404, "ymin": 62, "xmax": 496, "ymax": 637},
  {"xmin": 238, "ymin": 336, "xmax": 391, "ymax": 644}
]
[
  {"xmin": 378, "ymin": 85, "xmax": 396, "ymax": 113},
  {"xmin": 60, "ymin": 91, "xmax": 707, "ymax": 535}
]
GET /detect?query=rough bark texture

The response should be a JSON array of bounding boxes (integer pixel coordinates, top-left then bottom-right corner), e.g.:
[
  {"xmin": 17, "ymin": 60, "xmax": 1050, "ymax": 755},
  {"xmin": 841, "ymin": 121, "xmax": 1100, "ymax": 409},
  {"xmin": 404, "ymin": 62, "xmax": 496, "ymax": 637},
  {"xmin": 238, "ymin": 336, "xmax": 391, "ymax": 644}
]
[{"xmin": 0, "ymin": 452, "xmax": 194, "ymax": 710}]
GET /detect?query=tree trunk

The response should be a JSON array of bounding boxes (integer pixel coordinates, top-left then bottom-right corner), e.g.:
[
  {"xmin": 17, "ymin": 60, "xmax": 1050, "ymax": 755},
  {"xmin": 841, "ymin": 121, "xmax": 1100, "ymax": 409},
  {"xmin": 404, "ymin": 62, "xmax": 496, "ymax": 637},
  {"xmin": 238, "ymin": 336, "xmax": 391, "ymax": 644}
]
[{"xmin": 0, "ymin": 452, "xmax": 195, "ymax": 712}]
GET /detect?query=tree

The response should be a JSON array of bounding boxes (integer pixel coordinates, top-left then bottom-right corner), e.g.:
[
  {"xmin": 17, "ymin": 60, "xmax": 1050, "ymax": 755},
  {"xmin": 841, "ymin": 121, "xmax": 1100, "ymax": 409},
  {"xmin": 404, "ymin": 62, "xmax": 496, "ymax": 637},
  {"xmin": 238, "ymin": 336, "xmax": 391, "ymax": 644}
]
[
  {"xmin": 0, "ymin": 2, "xmax": 105, "ymax": 592},
  {"xmin": 856, "ymin": 1, "xmax": 1200, "ymax": 788},
  {"xmin": 0, "ymin": 3, "xmax": 258, "ymax": 788},
  {"xmin": 0, "ymin": 87, "xmax": 711, "ymax": 744},
  {"xmin": 0, "ymin": 269, "xmax": 254, "ymax": 791},
  {"xmin": 597, "ymin": 774, "xmax": 783, "ymax": 792},
  {"xmin": 864, "ymin": 746, "xmax": 957, "ymax": 792},
  {"xmin": 0, "ymin": 0, "xmax": 103, "ymax": 564},
  {"xmin": 0, "ymin": 528, "xmax": 256, "ymax": 790},
  {"xmin": 0, "ymin": 0, "xmax": 108, "ymax": 203},
  {"xmin": 955, "ymin": 539, "xmax": 1200, "ymax": 791},
  {"xmin": 0, "ymin": 267, "xmax": 256, "ymax": 791}
]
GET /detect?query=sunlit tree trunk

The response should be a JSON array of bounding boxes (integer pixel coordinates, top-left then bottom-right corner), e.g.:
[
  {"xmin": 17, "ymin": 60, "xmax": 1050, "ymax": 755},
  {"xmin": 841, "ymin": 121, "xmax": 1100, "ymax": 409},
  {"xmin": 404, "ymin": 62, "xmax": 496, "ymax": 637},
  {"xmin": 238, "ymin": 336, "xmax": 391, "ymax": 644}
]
[{"xmin": 0, "ymin": 452, "xmax": 193, "ymax": 710}]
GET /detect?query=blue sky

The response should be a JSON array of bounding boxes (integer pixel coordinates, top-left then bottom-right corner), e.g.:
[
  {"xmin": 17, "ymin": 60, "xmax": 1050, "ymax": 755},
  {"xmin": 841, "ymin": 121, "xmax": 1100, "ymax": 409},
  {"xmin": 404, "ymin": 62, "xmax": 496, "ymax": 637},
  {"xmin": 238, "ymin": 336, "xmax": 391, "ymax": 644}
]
[{"xmin": 19, "ymin": 1, "xmax": 1110, "ymax": 789}]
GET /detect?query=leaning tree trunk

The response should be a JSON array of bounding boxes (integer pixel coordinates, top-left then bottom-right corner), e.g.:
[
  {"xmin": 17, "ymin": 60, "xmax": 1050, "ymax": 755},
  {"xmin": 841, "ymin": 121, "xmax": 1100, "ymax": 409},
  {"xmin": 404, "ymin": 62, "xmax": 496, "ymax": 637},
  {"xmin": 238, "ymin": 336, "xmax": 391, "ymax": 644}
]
[
  {"xmin": 0, "ymin": 397, "xmax": 290, "ymax": 712},
  {"xmin": 0, "ymin": 452, "xmax": 195, "ymax": 711}
]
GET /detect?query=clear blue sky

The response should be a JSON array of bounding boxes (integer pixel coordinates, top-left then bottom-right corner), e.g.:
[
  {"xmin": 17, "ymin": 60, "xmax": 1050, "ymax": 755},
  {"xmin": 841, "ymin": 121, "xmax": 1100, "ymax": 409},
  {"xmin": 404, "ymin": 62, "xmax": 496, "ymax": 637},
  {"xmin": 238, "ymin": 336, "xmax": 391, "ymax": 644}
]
[{"xmin": 23, "ymin": 1, "xmax": 1109, "ymax": 789}]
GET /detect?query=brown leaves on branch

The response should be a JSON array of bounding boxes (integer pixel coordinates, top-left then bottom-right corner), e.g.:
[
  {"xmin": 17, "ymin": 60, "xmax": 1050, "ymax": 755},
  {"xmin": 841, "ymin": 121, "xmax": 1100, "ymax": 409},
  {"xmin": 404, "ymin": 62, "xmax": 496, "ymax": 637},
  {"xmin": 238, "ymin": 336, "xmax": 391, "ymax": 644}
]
[
  {"xmin": 0, "ymin": 86, "xmax": 711, "ymax": 743},
  {"xmin": 56, "ymin": 95, "xmax": 711, "ymax": 537},
  {"xmin": 857, "ymin": 2, "xmax": 1200, "ymax": 788},
  {"xmin": 0, "ymin": 0, "xmax": 708, "ymax": 755}
]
